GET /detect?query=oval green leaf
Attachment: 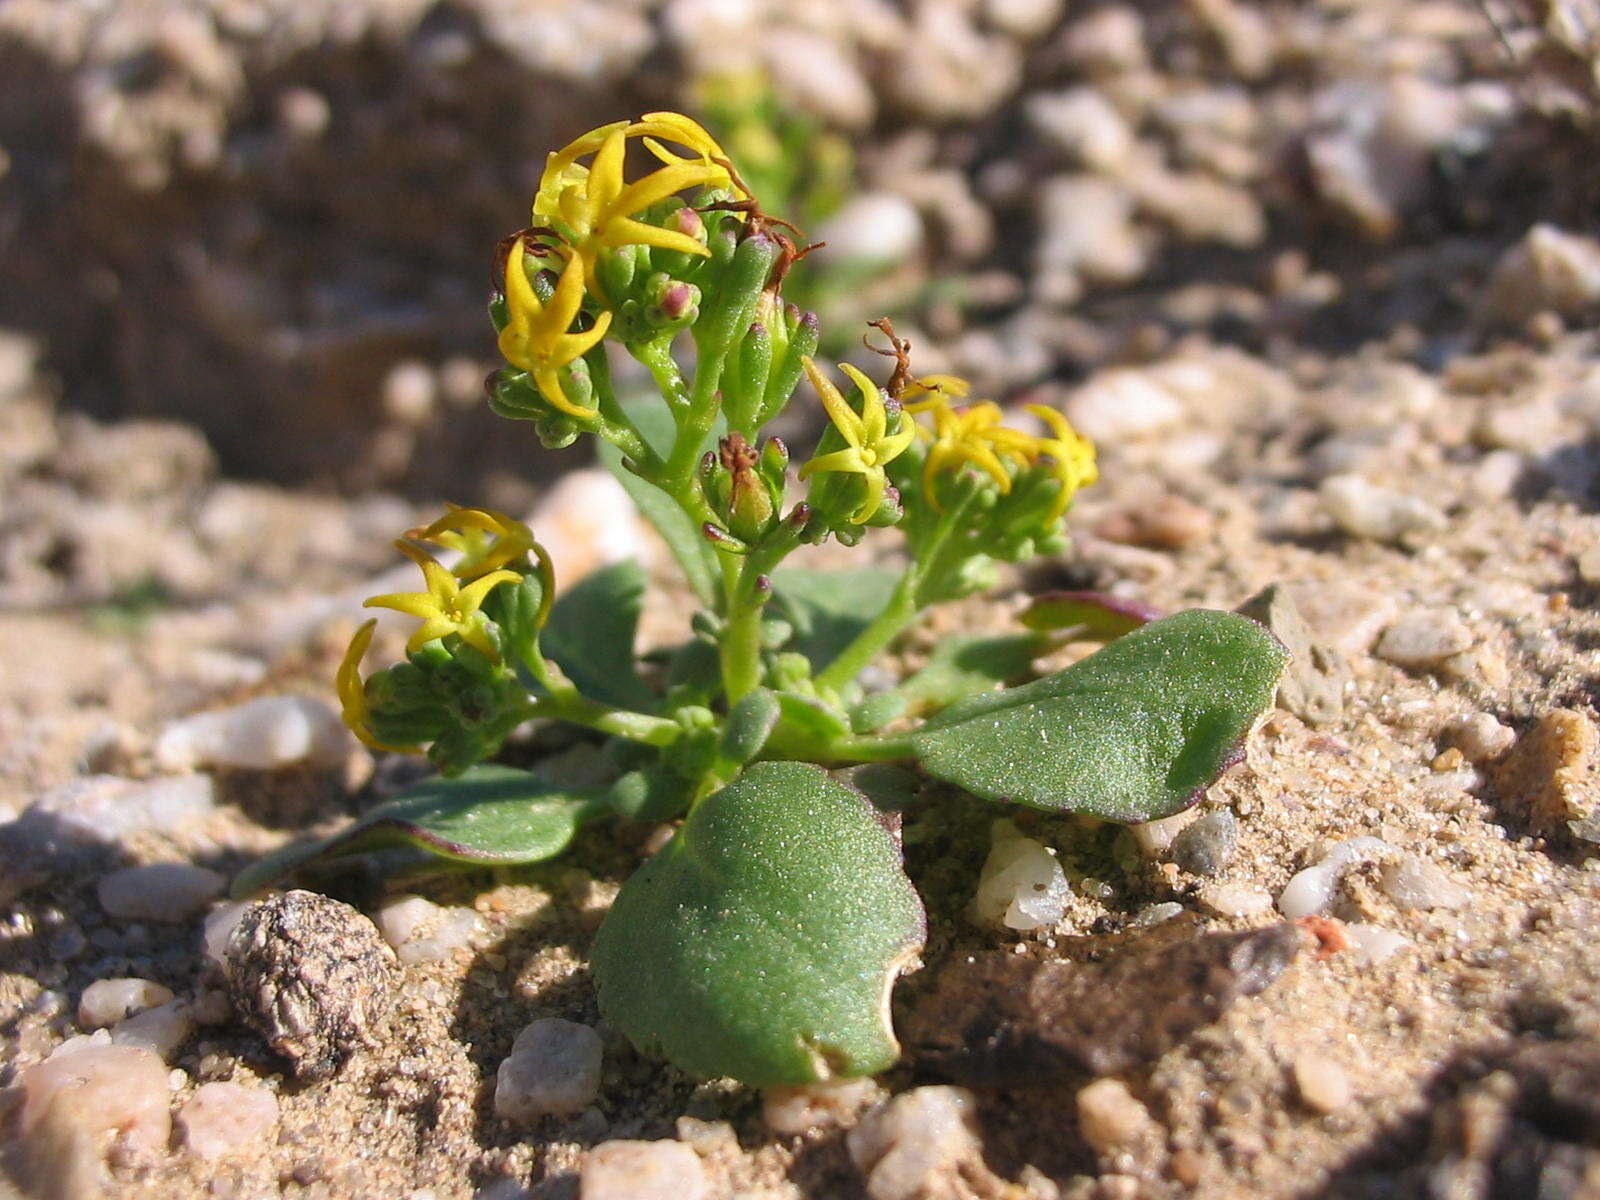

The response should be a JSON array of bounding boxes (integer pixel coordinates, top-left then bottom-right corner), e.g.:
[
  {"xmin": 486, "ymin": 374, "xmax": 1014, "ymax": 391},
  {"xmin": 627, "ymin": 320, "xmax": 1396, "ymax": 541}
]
[
  {"xmin": 910, "ymin": 609, "xmax": 1286, "ymax": 822},
  {"xmin": 592, "ymin": 761, "xmax": 926, "ymax": 1086},
  {"xmin": 232, "ymin": 765, "xmax": 602, "ymax": 896}
]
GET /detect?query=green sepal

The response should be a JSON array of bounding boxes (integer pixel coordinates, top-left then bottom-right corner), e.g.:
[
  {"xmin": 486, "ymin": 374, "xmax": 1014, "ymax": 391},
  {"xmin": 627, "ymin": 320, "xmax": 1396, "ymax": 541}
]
[
  {"xmin": 908, "ymin": 609, "xmax": 1288, "ymax": 822},
  {"xmin": 231, "ymin": 765, "xmax": 604, "ymax": 897},
  {"xmin": 591, "ymin": 762, "xmax": 925, "ymax": 1085}
]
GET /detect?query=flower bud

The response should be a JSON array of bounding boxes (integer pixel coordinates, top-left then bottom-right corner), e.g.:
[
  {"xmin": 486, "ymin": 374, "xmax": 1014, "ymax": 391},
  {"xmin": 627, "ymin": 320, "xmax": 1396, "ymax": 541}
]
[{"xmin": 643, "ymin": 272, "xmax": 701, "ymax": 331}]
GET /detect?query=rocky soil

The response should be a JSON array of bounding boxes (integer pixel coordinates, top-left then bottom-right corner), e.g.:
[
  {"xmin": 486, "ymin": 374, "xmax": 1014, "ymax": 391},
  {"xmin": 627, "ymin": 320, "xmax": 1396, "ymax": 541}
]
[{"xmin": 4, "ymin": 1, "xmax": 1600, "ymax": 1198}]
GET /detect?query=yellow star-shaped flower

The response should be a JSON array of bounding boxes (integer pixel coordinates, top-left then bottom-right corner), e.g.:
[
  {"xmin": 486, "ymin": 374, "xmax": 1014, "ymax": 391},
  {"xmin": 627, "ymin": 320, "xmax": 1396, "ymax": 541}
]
[
  {"xmin": 413, "ymin": 504, "xmax": 536, "ymax": 580},
  {"xmin": 363, "ymin": 543, "xmax": 520, "ymax": 661},
  {"xmin": 918, "ymin": 400, "xmax": 1022, "ymax": 506},
  {"xmin": 532, "ymin": 113, "xmax": 741, "ymax": 298},
  {"xmin": 797, "ymin": 358, "xmax": 917, "ymax": 524},
  {"xmin": 498, "ymin": 240, "xmax": 612, "ymax": 420},
  {"xmin": 336, "ymin": 618, "xmax": 421, "ymax": 754},
  {"xmin": 1025, "ymin": 403, "xmax": 1098, "ymax": 520}
]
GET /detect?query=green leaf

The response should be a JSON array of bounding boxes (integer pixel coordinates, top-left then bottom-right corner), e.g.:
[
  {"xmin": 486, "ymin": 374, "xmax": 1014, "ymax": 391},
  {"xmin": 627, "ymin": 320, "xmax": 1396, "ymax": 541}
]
[
  {"xmin": 910, "ymin": 610, "xmax": 1287, "ymax": 822},
  {"xmin": 592, "ymin": 762, "xmax": 925, "ymax": 1085},
  {"xmin": 769, "ymin": 566, "xmax": 900, "ymax": 670},
  {"xmin": 232, "ymin": 765, "xmax": 600, "ymax": 896},
  {"xmin": 893, "ymin": 632, "xmax": 1052, "ymax": 714},
  {"xmin": 1019, "ymin": 591, "xmax": 1160, "ymax": 640},
  {"xmin": 597, "ymin": 397, "xmax": 720, "ymax": 607},
  {"xmin": 542, "ymin": 560, "xmax": 657, "ymax": 711},
  {"xmin": 604, "ymin": 764, "xmax": 696, "ymax": 822},
  {"xmin": 718, "ymin": 688, "xmax": 781, "ymax": 767}
]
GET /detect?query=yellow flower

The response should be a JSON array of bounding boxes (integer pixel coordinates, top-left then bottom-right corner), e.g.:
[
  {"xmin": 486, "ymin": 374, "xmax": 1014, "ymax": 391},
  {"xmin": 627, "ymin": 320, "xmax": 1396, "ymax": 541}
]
[
  {"xmin": 531, "ymin": 113, "xmax": 740, "ymax": 296},
  {"xmin": 1026, "ymin": 403, "xmax": 1098, "ymax": 520},
  {"xmin": 414, "ymin": 504, "xmax": 536, "ymax": 580},
  {"xmin": 901, "ymin": 373, "xmax": 972, "ymax": 415},
  {"xmin": 797, "ymin": 358, "xmax": 916, "ymax": 524},
  {"xmin": 918, "ymin": 400, "xmax": 1022, "ymax": 506},
  {"xmin": 498, "ymin": 240, "xmax": 612, "ymax": 419},
  {"xmin": 336, "ymin": 619, "xmax": 421, "ymax": 754},
  {"xmin": 363, "ymin": 543, "xmax": 520, "ymax": 661}
]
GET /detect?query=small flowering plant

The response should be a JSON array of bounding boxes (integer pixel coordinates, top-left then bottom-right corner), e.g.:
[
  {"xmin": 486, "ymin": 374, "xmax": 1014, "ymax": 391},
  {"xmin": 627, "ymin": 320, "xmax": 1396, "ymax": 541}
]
[{"xmin": 239, "ymin": 114, "xmax": 1287, "ymax": 1088}]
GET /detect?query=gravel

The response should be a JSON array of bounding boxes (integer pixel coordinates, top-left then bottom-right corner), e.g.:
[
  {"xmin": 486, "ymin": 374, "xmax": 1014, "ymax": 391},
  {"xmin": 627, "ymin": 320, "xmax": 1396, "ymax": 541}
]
[
  {"xmin": 1294, "ymin": 1052, "xmax": 1355, "ymax": 1114},
  {"xmin": 1167, "ymin": 810, "xmax": 1239, "ymax": 877},
  {"xmin": 579, "ymin": 1139, "xmax": 707, "ymax": 1200},
  {"xmin": 847, "ymin": 1086, "xmax": 1000, "ymax": 1200},
  {"xmin": 177, "ymin": 1081, "xmax": 281, "ymax": 1161},
  {"xmin": 18, "ymin": 1042, "xmax": 172, "ymax": 1182},
  {"xmin": 1277, "ymin": 837, "xmax": 1394, "ymax": 919},
  {"xmin": 111, "ymin": 999, "xmax": 194, "ymax": 1062},
  {"xmin": 1076, "ymin": 1078, "xmax": 1161, "ymax": 1157},
  {"xmin": 762, "ymin": 1078, "xmax": 881, "ymax": 1136},
  {"xmin": 98, "ymin": 862, "xmax": 226, "ymax": 922},
  {"xmin": 970, "ymin": 820, "xmax": 1068, "ymax": 931},
  {"xmin": 493, "ymin": 1019, "xmax": 604, "ymax": 1123},
  {"xmin": 1320, "ymin": 474, "xmax": 1448, "ymax": 542},
  {"xmin": 154, "ymin": 695, "xmax": 350, "ymax": 772},
  {"xmin": 78, "ymin": 977, "xmax": 174, "ymax": 1029},
  {"xmin": 1376, "ymin": 610, "xmax": 1475, "ymax": 672}
]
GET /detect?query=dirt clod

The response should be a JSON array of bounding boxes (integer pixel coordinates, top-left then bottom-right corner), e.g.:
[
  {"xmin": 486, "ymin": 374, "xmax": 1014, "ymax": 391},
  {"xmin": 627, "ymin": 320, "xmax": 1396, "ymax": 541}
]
[{"xmin": 225, "ymin": 890, "xmax": 399, "ymax": 1081}]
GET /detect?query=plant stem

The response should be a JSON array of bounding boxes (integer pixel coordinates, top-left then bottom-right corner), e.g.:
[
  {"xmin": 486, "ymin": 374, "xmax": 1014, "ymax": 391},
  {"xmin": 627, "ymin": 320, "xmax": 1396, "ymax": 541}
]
[
  {"xmin": 813, "ymin": 567, "xmax": 923, "ymax": 694},
  {"xmin": 528, "ymin": 690, "xmax": 681, "ymax": 747}
]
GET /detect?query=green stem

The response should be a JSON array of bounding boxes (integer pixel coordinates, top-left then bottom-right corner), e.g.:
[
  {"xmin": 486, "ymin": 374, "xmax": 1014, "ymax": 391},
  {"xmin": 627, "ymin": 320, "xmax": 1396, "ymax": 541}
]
[
  {"xmin": 528, "ymin": 689, "xmax": 681, "ymax": 747},
  {"xmin": 814, "ymin": 567, "xmax": 923, "ymax": 694}
]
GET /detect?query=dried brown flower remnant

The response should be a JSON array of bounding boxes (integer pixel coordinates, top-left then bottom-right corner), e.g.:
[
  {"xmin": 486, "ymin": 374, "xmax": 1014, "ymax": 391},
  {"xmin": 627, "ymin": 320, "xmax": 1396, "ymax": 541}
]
[{"xmin": 226, "ymin": 890, "xmax": 400, "ymax": 1081}]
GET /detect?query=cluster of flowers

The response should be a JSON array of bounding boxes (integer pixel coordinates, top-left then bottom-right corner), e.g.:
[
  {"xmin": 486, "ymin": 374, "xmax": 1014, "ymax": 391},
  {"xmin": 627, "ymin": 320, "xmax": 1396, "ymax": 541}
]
[{"xmin": 334, "ymin": 110, "xmax": 1098, "ymax": 764}]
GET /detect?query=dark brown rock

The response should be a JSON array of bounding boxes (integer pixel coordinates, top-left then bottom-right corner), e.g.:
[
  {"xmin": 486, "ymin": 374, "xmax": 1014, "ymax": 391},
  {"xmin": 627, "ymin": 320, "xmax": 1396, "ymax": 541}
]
[
  {"xmin": 226, "ymin": 890, "xmax": 400, "ymax": 1081},
  {"xmin": 906, "ymin": 922, "xmax": 1304, "ymax": 1083}
]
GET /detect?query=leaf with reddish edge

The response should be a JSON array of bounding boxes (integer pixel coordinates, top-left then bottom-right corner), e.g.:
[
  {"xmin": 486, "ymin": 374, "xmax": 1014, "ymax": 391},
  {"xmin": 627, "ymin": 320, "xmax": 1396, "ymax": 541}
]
[
  {"xmin": 232, "ymin": 765, "xmax": 604, "ymax": 897},
  {"xmin": 1019, "ymin": 590, "xmax": 1163, "ymax": 640},
  {"xmin": 910, "ymin": 610, "xmax": 1286, "ymax": 822}
]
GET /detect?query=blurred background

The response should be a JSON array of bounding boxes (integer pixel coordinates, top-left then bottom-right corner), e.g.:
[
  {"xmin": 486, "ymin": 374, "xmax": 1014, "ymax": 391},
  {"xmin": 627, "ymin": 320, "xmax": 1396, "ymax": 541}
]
[{"xmin": 2, "ymin": 0, "xmax": 1598, "ymax": 612}]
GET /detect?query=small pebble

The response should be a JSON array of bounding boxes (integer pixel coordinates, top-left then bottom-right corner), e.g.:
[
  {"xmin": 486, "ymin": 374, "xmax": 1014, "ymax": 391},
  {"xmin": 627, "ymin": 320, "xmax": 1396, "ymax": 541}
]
[
  {"xmin": 1343, "ymin": 923, "xmax": 1410, "ymax": 966},
  {"xmin": 1376, "ymin": 611, "xmax": 1474, "ymax": 672},
  {"xmin": 1278, "ymin": 837, "xmax": 1392, "ymax": 918},
  {"xmin": 155, "ymin": 695, "xmax": 350, "ymax": 772},
  {"xmin": 377, "ymin": 894, "xmax": 486, "ymax": 965},
  {"xmin": 971, "ymin": 821, "xmax": 1068, "ymax": 931},
  {"xmin": 1293, "ymin": 1052, "xmax": 1353, "ymax": 1113},
  {"xmin": 763, "ymin": 1078, "xmax": 880, "ymax": 1135},
  {"xmin": 1075, "ymin": 1078, "xmax": 1160, "ymax": 1157},
  {"xmin": 1167, "ymin": 810, "xmax": 1238, "ymax": 876},
  {"xmin": 1492, "ymin": 709, "xmax": 1597, "ymax": 829},
  {"xmin": 178, "ymin": 1081, "xmax": 280, "ymax": 1160},
  {"xmin": 1129, "ymin": 810, "xmax": 1196, "ymax": 857},
  {"xmin": 203, "ymin": 901, "xmax": 251, "ymax": 972},
  {"xmin": 1197, "ymin": 883, "xmax": 1275, "ymax": 919},
  {"xmin": 849, "ymin": 1087, "xmax": 1001, "ymax": 1200},
  {"xmin": 1379, "ymin": 857, "xmax": 1471, "ymax": 911},
  {"xmin": 78, "ymin": 978, "xmax": 174, "ymax": 1030},
  {"xmin": 112, "ymin": 999, "xmax": 194, "ymax": 1062},
  {"xmin": 1320, "ymin": 474, "xmax": 1446, "ymax": 542},
  {"xmin": 579, "ymin": 1139, "xmax": 707, "ymax": 1200},
  {"xmin": 99, "ymin": 863, "xmax": 226, "ymax": 922},
  {"xmin": 494, "ymin": 1018, "xmax": 604, "ymax": 1122},
  {"xmin": 1130, "ymin": 901, "xmax": 1184, "ymax": 927},
  {"xmin": 20, "ymin": 1042, "xmax": 171, "ymax": 1160}
]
